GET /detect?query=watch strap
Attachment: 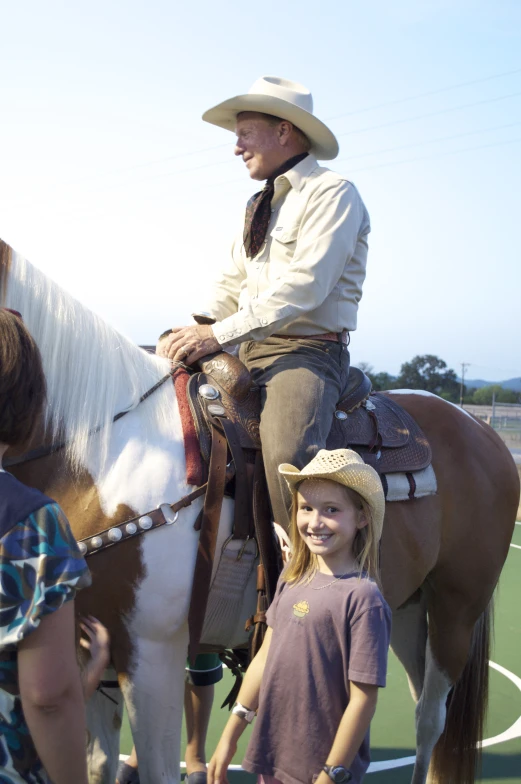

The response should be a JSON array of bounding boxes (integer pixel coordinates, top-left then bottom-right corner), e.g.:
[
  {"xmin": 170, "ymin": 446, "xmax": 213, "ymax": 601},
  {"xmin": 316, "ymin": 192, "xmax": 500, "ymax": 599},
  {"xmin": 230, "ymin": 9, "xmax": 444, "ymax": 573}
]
[{"xmin": 231, "ymin": 702, "xmax": 255, "ymax": 723}]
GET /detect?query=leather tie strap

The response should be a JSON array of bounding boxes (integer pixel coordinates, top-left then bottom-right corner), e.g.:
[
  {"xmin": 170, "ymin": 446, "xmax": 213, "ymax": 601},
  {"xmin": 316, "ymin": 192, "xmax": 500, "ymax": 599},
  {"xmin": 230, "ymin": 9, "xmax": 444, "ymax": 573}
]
[
  {"xmin": 216, "ymin": 415, "xmax": 253, "ymax": 542},
  {"xmin": 187, "ymin": 419, "xmax": 228, "ymax": 664}
]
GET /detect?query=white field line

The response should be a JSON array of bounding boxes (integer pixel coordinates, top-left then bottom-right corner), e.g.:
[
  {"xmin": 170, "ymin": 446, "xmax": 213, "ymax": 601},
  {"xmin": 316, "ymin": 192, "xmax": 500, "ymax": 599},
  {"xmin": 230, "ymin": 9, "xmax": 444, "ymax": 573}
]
[
  {"xmin": 510, "ymin": 544, "xmax": 521, "ymax": 550},
  {"xmin": 119, "ymin": 658, "xmax": 521, "ymax": 773},
  {"xmin": 480, "ymin": 661, "xmax": 521, "ymax": 747}
]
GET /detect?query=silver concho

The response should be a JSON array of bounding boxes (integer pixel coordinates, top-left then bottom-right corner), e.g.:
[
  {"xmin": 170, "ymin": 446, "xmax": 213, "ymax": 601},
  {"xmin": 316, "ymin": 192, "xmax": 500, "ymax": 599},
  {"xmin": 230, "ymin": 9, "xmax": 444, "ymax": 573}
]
[
  {"xmin": 334, "ymin": 410, "xmax": 348, "ymax": 420},
  {"xmin": 139, "ymin": 515, "xmax": 153, "ymax": 530},
  {"xmin": 199, "ymin": 384, "xmax": 220, "ymax": 400},
  {"xmin": 126, "ymin": 522, "xmax": 138, "ymax": 535},
  {"xmin": 78, "ymin": 541, "xmax": 88, "ymax": 555},
  {"xmin": 108, "ymin": 527, "xmax": 123, "ymax": 542},
  {"xmin": 207, "ymin": 403, "xmax": 226, "ymax": 416},
  {"xmin": 90, "ymin": 536, "xmax": 103, "ymax": 549}
]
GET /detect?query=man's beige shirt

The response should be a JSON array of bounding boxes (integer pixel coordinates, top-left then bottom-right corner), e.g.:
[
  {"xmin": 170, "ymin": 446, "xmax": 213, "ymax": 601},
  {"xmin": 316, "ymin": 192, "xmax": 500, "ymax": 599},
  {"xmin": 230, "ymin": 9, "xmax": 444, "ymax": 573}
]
[{"xmin": 204, "ymin": 155, "xmax": 370, "ymax": 347}]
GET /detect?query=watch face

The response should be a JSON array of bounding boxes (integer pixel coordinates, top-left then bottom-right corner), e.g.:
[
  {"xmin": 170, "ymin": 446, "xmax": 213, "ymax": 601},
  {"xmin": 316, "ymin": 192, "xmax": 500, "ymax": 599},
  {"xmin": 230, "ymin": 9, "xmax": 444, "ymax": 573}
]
[{"xmin": 331, "ymin": 767, "xmax": 351, "ymax": 783}]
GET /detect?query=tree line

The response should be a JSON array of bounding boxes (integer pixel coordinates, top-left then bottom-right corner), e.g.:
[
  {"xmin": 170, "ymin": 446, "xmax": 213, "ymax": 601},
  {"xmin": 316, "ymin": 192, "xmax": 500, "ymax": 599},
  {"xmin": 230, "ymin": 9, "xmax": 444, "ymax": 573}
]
[{"xmin": 359, "ymin": 355, "xmax": 520, "ymax": 405}]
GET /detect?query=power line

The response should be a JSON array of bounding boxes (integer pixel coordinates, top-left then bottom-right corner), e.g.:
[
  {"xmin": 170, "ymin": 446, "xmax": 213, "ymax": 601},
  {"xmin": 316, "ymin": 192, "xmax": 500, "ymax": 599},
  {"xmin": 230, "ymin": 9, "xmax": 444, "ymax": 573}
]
[
  {"xmin": 23, "ymin": 66, "xmax": 521, "ymax": 185},
  {"xmin": 2, "ymin": 69, "xmax": 521, "ymax": 210},
  {"xmin": 327, "ymin": 66, "xmax": 521, "ymax": 122},
  {"xmin": 337, "ymin": 91, "xmax": 521, "ymax": 137},
  {"xmin": 335, "ymin": 121, "xmax": 521, "ymax": 163},
  {"xmin": 345, "ymin": 135, "xmax": 521, "ymax": 174}
]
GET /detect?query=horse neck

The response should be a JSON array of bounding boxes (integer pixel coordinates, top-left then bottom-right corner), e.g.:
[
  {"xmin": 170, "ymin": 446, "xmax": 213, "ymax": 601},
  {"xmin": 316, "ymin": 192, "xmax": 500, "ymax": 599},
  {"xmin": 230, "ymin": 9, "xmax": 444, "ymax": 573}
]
[{"xmin": 3, "ymin": 245, "xmax": 173, "ymax": 470}]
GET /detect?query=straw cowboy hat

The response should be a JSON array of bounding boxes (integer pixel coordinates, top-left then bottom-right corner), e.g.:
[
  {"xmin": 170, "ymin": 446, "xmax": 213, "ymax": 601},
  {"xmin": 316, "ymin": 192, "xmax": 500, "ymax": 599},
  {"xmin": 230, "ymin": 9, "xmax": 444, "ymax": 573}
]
[
  {"xmin": 202, "ymin": 76, "xmax": 339, "ymax": 161},
  {"xmin": 279, "ymin": 449, "xmax": 385, "ymax": 540}
]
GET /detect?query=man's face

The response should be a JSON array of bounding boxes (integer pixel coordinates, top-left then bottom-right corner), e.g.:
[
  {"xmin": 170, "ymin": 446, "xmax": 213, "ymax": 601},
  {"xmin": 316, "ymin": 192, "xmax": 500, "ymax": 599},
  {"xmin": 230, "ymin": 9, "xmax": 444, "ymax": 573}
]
[{"xmin": 234, "ymin": 113, "xmax": 284, "ymax": 181}]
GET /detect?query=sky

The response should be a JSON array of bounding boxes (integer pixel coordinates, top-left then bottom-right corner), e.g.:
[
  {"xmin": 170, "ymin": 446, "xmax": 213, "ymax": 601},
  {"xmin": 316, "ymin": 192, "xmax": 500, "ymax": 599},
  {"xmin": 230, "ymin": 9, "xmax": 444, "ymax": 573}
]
[{"xmin": 1, "ymin": 0, "xmax": 520, "ymax": 382}]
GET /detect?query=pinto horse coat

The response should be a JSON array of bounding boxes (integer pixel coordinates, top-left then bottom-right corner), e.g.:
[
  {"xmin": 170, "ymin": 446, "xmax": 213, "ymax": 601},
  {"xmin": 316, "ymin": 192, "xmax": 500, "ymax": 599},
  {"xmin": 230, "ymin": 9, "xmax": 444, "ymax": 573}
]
[{"xmin": 1, "ymin": 239, "xmax": 518, "ymax": 784}]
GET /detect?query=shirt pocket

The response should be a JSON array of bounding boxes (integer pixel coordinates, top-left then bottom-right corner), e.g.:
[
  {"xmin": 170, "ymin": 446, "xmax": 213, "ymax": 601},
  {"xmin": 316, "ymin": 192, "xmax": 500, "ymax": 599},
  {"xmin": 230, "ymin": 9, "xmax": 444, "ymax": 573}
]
[
  {"xmin": 270, "ymin": 223, "xmax": 299, "ymax": 244},
  {"xmin": 269, "ymin": 223, "xmax": 299, "ymax": 271}
]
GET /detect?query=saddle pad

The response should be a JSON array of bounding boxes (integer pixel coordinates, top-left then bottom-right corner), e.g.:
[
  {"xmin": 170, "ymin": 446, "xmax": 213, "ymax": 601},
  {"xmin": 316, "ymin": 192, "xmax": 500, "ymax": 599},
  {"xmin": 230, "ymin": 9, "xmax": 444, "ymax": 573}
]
[
  {"xmin": 383, "ymin": 464, "xmax": 437, "ymax": 502},
  {"xmin": 173, "ymin": 368, "xmax": 205, "ymax": 486}
]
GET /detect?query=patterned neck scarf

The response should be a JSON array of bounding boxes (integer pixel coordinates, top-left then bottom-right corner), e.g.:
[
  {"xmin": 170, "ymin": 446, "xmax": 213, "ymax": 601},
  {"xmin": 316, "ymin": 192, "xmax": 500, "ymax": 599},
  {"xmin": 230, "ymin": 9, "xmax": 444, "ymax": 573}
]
[{"xmin": 243, "ymin": 152, "xmax": 308, "ymax": 259}]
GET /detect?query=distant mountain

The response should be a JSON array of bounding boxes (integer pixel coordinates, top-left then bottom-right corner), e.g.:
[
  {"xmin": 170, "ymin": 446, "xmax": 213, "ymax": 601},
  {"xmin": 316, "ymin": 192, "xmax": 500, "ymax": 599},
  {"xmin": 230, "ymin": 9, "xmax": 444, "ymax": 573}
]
[
  {"xmin": 502, "ymin": 377, "xmax": 521, "ymax": 392},
  {"xmin": 463, "ymin": 377, "xmax": 521, "ymax": 392}
]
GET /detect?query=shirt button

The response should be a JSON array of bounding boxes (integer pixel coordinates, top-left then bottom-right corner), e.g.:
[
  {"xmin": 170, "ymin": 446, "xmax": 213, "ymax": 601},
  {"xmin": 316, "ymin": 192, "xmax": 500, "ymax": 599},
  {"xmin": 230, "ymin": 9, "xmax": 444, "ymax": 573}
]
[{"xmin": 261, "ymin": 318, "xmax": 268, "ymax": 326}]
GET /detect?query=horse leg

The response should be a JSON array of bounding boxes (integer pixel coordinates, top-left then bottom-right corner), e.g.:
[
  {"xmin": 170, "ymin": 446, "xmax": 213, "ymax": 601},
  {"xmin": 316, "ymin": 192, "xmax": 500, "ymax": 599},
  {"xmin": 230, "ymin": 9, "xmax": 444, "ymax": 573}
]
[
  {"xmin": 119, "ymin": 626, "xmax": 188, "ymax": 784},
  {"xmin": 421, "ymin": 590, "xmax": 491, "ymax": 784},
  {"xmin": 85, "ymin": 673, "xmax": 124, "ymax": 784},
  {"xmin": 389, "ymin": 592, "xmax": 450, "ymax": 784},
  {"xmin": 390, "ymin": 590, "xmax": 428, "ymax": 703},
  {"xmin": 410, "ymin": 639, "xmax": 452, "ymax": 784}
]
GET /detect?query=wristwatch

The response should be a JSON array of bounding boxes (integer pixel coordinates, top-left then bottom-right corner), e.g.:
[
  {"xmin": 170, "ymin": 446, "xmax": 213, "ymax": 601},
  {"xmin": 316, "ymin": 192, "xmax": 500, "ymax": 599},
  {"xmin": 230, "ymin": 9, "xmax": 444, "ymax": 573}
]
[
  {"xmin": 231, "ymin": 702, "xmax": 256, "ymax": 723},
  {"xmin": 323, "ymin": 765, "xmax": 352, "ymax": 783}
]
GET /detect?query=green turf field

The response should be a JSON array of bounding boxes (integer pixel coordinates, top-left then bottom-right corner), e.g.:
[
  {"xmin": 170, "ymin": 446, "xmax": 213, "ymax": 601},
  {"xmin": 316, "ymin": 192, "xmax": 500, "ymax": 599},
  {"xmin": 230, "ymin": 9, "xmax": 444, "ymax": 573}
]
[{"xmin": 120, "ymin": 523, "xmax": 521, "ymax": 782}]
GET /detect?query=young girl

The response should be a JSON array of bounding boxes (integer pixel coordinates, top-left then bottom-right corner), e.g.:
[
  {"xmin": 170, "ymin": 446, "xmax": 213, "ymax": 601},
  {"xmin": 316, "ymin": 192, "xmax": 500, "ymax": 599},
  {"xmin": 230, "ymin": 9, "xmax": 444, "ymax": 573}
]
[
  {"xmin": 0, "ymin": 308, "xmax": 109, "ymax": 784},
  {"xmin": 208, "ymin": 448, "xmax": 391, "ymax": 784}
]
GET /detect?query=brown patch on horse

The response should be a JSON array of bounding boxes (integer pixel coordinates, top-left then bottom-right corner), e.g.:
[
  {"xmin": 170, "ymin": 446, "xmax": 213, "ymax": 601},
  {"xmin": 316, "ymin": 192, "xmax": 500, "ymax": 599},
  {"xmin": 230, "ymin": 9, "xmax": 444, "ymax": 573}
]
[
  {"xmin": 380, "ymin": 492, "xmax": 441, "ymax": 609},
  {"xmin": 385, "ymin": 391, "xmax": 517, "ymax": 674},
  {"xmin": 0, "ymin": 239, "xmax": 13, "ymax": 303},
  {"xmin": 9, "ymin": 454, "xmax": 145, "ymax": 676}
]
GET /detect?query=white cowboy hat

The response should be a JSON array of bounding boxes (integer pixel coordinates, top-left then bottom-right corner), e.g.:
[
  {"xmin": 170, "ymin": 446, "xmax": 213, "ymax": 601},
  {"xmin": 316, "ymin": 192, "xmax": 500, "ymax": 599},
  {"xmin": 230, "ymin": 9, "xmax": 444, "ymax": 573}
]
[
  {"xmin": 279, "ymin": 449, "xmax": 385, "ymax": 540},
  {"xmin": 202, "ymin": 76, "xmax": 339, "ymax": 161}
]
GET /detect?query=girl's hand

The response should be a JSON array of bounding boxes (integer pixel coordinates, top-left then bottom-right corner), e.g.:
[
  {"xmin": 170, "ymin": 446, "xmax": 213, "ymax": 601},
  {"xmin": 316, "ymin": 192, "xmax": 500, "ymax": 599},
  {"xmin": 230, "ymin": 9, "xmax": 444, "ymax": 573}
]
[
  {"xmin": 79, "ymin": 616, "xmax": 110, "ymax": 669},
  {"xmin": 208, "ymin": 736, "xmax": 237, "ymax": 784}
]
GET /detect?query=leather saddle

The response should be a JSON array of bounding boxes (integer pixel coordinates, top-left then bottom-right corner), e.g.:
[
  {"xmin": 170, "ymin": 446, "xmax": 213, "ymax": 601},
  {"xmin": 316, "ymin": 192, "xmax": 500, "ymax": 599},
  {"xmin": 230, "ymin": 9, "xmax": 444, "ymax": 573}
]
[{"xmin": 189, "ymin": 352, "xmax": 431, "ymax": 477}]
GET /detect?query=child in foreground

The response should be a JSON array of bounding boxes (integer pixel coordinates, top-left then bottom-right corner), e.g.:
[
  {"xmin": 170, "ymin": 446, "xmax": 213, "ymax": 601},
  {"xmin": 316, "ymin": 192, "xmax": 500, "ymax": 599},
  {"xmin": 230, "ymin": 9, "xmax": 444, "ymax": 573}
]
[
  {"xmin": 0, "ymin": 308, "xmax": 109, "ymax": 784},
  {"xmin": 208, "ymin": 448, "xmax": 391, "ymax": 784}
]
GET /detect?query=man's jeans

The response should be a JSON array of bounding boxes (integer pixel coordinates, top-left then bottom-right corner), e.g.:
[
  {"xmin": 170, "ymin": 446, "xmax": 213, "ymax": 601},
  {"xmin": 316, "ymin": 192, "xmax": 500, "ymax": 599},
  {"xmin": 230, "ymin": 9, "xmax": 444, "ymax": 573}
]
[{"xmin": 239, "ymin": 336, "xmax": 350, "ymax": 527}]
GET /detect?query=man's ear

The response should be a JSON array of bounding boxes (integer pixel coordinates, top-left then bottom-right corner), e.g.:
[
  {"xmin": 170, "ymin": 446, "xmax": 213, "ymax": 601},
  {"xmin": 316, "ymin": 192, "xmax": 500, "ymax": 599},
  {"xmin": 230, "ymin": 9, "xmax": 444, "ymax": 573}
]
[{"xmin": 278, "ymin": 121, "xmax": 293, "ymax": 146}]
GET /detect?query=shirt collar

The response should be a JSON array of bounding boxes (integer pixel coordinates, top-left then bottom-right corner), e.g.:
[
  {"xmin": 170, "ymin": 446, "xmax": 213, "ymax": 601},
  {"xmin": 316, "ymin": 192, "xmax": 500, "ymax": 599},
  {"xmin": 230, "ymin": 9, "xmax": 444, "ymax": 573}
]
[{"xmin": 274, "ymin": 154, "xmax": 320, "ymax": 193}]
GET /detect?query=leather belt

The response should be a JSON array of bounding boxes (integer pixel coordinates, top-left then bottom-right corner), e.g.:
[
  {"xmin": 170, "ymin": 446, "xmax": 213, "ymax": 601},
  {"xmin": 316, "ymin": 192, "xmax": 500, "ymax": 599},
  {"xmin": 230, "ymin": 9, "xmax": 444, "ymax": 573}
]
[{"xmin": 273, "ymin": 329, "xmax": 349, "ymax": 345}]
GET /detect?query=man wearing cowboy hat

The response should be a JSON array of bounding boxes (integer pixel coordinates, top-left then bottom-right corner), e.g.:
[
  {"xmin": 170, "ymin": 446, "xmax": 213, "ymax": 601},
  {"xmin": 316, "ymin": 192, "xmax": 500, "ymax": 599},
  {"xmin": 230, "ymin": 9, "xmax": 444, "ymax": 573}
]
[{"xmin": 158, "ymin": 76, "xmax": 370, "ymax": 527}]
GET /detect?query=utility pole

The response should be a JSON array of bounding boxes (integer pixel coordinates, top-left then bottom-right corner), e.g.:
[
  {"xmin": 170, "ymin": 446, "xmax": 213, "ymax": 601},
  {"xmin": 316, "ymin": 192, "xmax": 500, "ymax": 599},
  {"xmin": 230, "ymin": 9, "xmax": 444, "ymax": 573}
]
[{"xmin": 460, "ymin": 362, "xmax": 470, "ymax": 407}]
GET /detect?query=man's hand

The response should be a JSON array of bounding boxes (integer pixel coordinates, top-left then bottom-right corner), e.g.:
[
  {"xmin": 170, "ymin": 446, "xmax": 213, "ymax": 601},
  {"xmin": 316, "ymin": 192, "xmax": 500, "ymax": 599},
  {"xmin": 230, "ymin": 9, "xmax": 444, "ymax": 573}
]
[{"xmin": 156, "ymin": 325, "xmax": 222, "ymax": 364}]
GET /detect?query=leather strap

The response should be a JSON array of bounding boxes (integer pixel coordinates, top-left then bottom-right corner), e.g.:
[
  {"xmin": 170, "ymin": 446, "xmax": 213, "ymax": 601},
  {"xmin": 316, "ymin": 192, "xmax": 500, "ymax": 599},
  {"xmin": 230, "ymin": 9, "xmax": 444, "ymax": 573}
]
[
  {"xmin": 187, "ymin": 419, "xmax": 228, "ymax": 664},
  {"xmin": 216, "ymin": 415, "xmax": 253, "ymax": 542},
  {"xmin": 253, "ymin": 453, "xmax": 279, "ymax": 605},
  {"xmin": 246, "ymin": 453, "xmax": 281, "ymax": 657}
]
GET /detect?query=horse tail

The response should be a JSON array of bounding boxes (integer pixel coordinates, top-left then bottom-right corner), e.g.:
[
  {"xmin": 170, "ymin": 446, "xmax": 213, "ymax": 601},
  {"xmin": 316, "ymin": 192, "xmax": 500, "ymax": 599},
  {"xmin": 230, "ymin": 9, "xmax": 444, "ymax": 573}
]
[{"xmin": 430, "ymin": 600, "xmax": 493, "ymax": 784}]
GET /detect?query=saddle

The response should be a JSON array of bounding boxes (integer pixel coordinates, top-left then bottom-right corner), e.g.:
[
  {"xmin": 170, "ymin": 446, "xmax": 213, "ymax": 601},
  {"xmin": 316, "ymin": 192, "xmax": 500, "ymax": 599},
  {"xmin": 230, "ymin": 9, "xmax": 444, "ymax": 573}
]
[
  {"xmin": 189, "ymin": 353, "xmax": 432, "ymax": 478},
  {"xmin": 185, "ymin": 351, "xmax": 432, "ymax": 669}
]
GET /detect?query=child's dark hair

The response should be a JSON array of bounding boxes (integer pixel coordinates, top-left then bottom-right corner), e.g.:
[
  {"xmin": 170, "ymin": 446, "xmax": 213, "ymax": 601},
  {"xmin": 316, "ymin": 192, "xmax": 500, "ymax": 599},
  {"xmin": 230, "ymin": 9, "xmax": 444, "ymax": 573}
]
[{"xmin": 0, "ymin": 310, "xmax": 46, "ymax": 447}]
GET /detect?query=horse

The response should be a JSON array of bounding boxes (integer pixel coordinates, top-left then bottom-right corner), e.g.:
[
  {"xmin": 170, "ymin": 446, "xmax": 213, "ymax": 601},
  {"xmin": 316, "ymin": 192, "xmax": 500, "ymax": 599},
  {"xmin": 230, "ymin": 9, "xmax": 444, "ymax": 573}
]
[{"xmin": 1, "ymin": 238, "xmax": 519, "ymax": 784}]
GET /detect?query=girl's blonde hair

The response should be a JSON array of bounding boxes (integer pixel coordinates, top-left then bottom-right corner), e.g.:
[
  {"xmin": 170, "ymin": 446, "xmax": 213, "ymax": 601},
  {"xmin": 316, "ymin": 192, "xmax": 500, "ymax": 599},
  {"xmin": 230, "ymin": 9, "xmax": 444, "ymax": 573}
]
[{"xmin": 282, "ymin": 479, "xmax": 381, "ymax": 587}]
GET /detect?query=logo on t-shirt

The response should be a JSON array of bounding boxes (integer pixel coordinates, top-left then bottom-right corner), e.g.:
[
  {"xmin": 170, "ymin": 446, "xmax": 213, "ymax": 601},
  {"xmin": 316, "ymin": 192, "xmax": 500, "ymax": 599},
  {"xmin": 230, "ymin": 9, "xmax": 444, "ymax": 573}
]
[{"xmin": 292, "ymin": 600, "xmax": 310, "ymax": 618}]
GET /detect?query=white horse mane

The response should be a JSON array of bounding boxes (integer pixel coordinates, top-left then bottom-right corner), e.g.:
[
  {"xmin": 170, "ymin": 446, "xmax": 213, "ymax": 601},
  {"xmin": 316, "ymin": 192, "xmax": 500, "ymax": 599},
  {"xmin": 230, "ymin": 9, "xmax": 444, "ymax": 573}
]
[{"xmin": 4, "ymin": 247, "xmax": 175, "ymax": 470}]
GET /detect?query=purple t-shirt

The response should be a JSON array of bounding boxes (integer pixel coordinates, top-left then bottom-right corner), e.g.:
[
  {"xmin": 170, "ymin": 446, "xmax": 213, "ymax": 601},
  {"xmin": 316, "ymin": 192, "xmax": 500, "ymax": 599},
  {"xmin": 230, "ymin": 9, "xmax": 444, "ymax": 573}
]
[{"xmin": 242, "ymin": 571, "xmax": 391, "ymax": 784}]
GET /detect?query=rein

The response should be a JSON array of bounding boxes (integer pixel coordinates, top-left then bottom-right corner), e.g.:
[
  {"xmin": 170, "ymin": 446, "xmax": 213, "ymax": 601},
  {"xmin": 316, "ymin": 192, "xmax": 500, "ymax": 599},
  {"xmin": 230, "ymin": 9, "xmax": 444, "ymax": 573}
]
[{"xmin": 4, "ymin": 369, "xmax": 177, "ymax": 468}]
